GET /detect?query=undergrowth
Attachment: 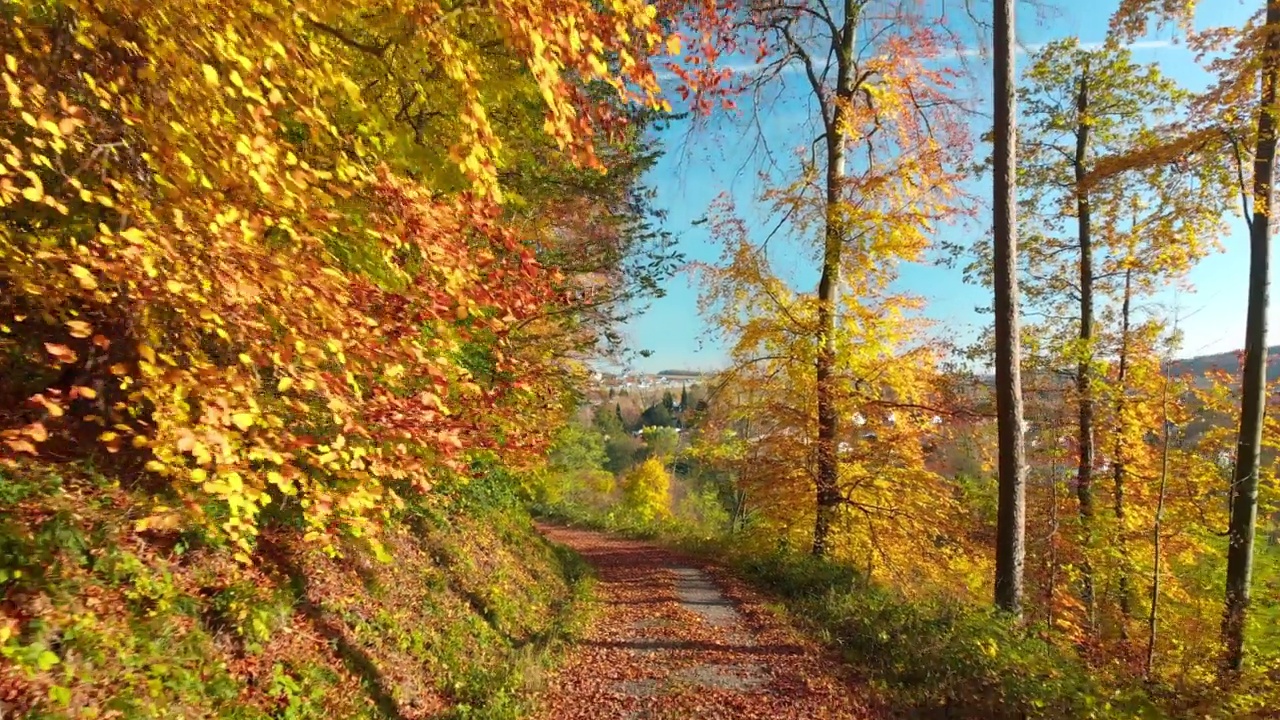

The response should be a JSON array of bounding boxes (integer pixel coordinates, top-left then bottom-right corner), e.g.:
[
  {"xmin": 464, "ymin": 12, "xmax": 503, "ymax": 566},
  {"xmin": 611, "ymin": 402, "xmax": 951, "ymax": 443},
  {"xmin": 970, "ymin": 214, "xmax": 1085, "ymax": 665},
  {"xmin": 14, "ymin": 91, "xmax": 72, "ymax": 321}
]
[
  {"xmin": 1, "ymin": 460, "xmax": 592, "ymax": 719},
  {"xmin": 720, "ymin": 548, "xmax": 1159, "ymax": 719}
]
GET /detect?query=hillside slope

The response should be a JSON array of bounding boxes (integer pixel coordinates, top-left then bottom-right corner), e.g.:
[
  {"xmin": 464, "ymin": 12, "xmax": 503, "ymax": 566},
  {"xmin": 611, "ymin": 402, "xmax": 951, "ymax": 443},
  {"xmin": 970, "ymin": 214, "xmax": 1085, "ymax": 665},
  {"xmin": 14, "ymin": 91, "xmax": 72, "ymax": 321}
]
[{"xmin": 0, "ymin": 461, "xmax": 588, "ymax": 720}]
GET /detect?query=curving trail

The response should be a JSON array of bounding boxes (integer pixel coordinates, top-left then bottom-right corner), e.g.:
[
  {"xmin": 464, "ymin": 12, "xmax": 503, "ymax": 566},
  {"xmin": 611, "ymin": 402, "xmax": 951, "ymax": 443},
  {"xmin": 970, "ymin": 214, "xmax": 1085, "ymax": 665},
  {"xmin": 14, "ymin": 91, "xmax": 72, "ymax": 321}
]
[{"xmin": 531, "ymin": 524, "xmax": 877, "ymax": 720}]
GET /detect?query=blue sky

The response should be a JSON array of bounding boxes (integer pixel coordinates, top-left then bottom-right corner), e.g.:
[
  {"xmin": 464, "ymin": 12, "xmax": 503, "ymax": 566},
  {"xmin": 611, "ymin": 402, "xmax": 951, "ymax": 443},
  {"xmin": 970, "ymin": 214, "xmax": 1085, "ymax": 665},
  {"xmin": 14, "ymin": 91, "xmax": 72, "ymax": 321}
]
[{"xmin": 619, "ymin": 0, "xmax": 1261, "ymax": 374}]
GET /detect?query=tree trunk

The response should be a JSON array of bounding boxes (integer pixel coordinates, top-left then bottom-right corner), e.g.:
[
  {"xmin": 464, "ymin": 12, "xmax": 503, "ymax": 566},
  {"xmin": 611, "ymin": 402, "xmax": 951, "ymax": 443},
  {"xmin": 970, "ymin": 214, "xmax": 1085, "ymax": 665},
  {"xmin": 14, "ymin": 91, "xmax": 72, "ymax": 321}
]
[
  {"xmin": 1047, "ymin": 457, "xmax": 1061, "ymax": 629},
  {"xmin": 1147, "ymin": 346, "xmax": 1173, "ymax": 679},
  {"xmin": 1222, "ymin": 0, "xmax": 1280, "ymax": 674},
  {"xmin": 1073, "ymin": 67, "xmax": 1097, "ymax": 634},
  {"xmin": 992, "ymin": 0, "xmax": 1027, "ymax": 616},
  {"xmin": 812, "ymin": 1, "xmax": 858, "ymax": 558},
  {"xmin": 1114, "ymin": 268, "xmax": 1133, "ymax": 635}
]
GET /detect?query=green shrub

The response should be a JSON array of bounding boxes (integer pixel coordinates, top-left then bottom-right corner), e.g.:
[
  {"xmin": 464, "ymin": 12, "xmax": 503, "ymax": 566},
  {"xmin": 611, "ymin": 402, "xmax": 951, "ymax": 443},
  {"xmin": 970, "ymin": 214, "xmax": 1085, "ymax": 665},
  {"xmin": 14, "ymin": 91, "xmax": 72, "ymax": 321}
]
[{"xmin": 724, "ymin": 549, "xmax": 1162, "ymax": 719}]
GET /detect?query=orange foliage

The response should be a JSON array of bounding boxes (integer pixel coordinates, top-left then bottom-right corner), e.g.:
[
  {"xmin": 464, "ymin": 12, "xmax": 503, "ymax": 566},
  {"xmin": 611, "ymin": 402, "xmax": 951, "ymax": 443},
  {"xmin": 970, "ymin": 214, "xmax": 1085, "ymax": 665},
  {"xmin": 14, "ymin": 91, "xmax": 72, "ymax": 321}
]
[{"xmin": 0, "ymin": 0, "xmax": 686, "ymax": 554}]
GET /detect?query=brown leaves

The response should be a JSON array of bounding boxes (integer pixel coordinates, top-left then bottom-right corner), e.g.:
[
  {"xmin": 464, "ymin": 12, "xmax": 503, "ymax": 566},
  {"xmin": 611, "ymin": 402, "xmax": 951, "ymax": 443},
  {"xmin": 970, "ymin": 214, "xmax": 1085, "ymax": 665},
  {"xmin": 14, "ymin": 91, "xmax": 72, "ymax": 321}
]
[{"xmin": 532, "ymin": 527, "xmax": 874, "ymax": 720}]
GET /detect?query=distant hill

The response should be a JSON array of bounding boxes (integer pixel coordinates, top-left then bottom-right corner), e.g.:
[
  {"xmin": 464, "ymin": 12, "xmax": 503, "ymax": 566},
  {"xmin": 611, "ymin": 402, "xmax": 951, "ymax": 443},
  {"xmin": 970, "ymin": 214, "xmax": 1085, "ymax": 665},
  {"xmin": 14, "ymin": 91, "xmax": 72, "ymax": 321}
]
[
  {"xmin": 1169, "ymin": 345, "xmax": 1280, "ymax": 382},
  {"xmin": 967, "ymin": 346, "xmax": 1277, "ymax": 387}
]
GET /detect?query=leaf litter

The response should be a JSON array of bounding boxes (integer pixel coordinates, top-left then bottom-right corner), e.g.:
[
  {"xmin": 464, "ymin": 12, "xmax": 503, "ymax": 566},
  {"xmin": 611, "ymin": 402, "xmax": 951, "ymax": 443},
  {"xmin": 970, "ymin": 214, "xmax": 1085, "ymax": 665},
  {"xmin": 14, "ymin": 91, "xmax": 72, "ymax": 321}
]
[{"xmin": 531, "ymin": 525, "xmax": 878, "ymax": 720}]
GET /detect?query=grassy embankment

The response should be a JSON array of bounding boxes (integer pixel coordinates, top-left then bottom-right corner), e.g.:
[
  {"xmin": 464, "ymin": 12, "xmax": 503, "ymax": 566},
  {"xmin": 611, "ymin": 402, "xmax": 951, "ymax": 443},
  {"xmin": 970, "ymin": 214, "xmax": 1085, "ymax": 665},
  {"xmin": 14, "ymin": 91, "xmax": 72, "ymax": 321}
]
[{"xmin": 1, "ymin": 461, "xmax": 591, "ymax": 719}]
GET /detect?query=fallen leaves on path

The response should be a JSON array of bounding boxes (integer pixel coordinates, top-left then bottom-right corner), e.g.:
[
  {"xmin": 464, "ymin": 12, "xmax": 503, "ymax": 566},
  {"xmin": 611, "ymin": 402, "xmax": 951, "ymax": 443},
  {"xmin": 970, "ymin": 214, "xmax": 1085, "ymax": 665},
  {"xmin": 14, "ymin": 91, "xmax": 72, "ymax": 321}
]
[{"xmin": 532, "ymin": 525, "xmax": 877, "ymax": 719}]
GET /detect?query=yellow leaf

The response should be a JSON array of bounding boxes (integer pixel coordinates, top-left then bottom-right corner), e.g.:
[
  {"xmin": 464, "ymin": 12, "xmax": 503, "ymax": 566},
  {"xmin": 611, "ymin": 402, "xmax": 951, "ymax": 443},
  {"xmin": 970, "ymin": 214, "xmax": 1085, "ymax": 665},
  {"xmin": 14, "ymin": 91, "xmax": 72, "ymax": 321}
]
[
  {"xmin": 22, "ymin": 423, "xmax": 48, "ymax": 442},
  {"xmin": 21, "ymin": 185, "xmax": 42, "ymax": 202},
  {"xmin": 66, "ymin": 319, "xmax": 92, "ymax": 337},
  {"xmin": 202, "ymin": 64, "xmax": 219, "ymax": 86},
  {"xmin": 4, "ymin": 438, "xmax": 38, "ymax": 455},
  {"xmin": 276, "ymin": 377, "xmax": 294, "ymax": 392},
  {"xmin": 69, "ymin": 264, "xmax": 97, "ymax": 290},
  {"xmin": 73, "ymin": 385, "xmax": 97, "ymax": 399},
  {"xmin": 341, "ymin": 78, "xmax": 361, "ymax": 103},
  {"xmin": 230, "ymin": 413, "xmax": 254, "ymax": 431}
]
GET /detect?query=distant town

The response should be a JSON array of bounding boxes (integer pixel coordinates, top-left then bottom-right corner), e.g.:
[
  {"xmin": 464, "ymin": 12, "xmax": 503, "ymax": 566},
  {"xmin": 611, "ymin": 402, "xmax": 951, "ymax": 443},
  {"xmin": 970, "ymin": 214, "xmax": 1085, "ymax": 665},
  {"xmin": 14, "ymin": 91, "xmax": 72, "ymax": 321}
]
[{"xmin": 588, "ymin": 369, "xmax": 710, "ymax": 391}]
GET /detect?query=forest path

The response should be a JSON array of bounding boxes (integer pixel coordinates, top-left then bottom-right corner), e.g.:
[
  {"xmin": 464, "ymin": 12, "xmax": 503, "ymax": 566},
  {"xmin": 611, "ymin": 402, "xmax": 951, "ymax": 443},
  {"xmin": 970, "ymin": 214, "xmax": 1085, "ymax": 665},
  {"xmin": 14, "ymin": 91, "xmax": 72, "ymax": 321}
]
[{"xmin": 530, "ymin": 524, "xmax": 877, "ymax": 720}]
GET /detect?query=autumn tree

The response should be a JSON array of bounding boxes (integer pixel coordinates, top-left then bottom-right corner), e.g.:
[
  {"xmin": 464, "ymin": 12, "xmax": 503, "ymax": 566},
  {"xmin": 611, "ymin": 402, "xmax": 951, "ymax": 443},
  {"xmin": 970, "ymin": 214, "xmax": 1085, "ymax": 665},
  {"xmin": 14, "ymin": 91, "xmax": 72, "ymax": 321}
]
[
  {"xmin": 0, "ymin": 0, "xmax": 690, "ymax": 552},
  {"xmin": 696, "ymin": 195, "xmax": 972, "ymax": 582},
  {"xmin": 687, "ymin": 0, "xmax": 970, "ymax": 557},
  {"xmin": 621, "ymin": 457, "xmax": 673, "ymax": 523},
  {"xmin": 1016, "ymin": 38, "xmax": 1227, "ymax": 635},
  {"xmin": 1106, "ymin": 0, "xmax": 1278, "ymax": 672}
]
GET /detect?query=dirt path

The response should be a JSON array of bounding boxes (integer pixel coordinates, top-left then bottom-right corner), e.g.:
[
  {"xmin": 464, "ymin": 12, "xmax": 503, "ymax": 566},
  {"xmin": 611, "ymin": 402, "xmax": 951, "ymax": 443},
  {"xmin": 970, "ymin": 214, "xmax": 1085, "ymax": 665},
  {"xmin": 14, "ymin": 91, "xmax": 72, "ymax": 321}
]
[{"xmin": 532, "ymin": 525, "xmax": 876, "ymax": 720}]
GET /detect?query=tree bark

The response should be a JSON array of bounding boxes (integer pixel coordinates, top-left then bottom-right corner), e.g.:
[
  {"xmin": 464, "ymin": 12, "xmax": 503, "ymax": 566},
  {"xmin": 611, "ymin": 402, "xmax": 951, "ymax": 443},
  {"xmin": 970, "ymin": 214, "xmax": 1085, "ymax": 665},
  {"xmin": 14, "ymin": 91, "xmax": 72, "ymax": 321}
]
[
  {"xmin": 813, "ymin": 152, "xmax": 843, "ymax": 555},
  {"xmin": 1147, "ymin": 345, "xmax": 1173, "ymax": 679},
  {"xmin": 1114, "ymin": 268, "xmax": 1133, "ymax": 634},
  {"xmin": 992, "ymin": 0, "xmax": 1027, "ymax": 616},
  {"xmin": 1222, "ymin": 0, "xmax": 1280, "ymax": 675},
  {"xmin": 1073, "ymin": 67, "xmax": 1097, "ymax": 634},
  {"xmin": 1047, "ymin": 457, "xmax": 1061, "ymax": 628},
  {"xmin": 811, "ymin": 0, "xmax": 858, "ymax": 558}
]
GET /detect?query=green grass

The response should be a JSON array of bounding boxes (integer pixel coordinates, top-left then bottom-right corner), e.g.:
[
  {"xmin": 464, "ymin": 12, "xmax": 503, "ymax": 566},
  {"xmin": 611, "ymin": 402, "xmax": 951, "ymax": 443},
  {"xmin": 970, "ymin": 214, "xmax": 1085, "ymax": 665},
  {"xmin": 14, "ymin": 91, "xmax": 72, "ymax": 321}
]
[
  {"xmin": 1, "ymin": 460, "xmax": 593, "ymax": 719},
  {"xmin": 720, "ymin": 548, "xmax": 1163, "ymax": 719}
]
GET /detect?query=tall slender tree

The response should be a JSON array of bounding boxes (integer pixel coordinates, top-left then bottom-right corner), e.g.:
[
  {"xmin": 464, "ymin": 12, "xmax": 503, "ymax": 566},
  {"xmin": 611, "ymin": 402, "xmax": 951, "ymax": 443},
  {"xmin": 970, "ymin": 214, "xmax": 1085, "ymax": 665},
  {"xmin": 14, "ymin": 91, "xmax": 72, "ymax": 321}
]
[
  {"xmin": 1108, "ymin": 0, "xmax": 1280, "ymax": 672},
  {"xmin": 1223, "ymin": 0, "xmax": 1279, "ymax": 671},
  {"xmin": 1018, "ymin": 37, "xmax": 1224, "ymax": 635},
  {"xmin": 992, "ymin": 0, "xmax": 1027, "ymax": 615},
  {"xmin": 789, "ymin": 0, "xmax": 860, "ymax": 557}
]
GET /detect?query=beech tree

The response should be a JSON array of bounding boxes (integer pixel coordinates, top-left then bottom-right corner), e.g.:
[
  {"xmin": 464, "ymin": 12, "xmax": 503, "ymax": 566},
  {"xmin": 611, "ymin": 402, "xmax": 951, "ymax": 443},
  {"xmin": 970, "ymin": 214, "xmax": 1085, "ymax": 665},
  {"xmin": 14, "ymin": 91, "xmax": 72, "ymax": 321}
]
[
  {"xmin": 684, "ymin": 0, "xmax": 970, "ymax": 557},
  {"xmin": 1018, "ymin": 37, "xmax": 1228, "ymax": 635},
  {"xmin": 0, "ymin": 0, "xmax": 692, "ymax": 551},
  {"xmin": 1107, "ymin": 0, "xmax": 1279, "ymax": 672}
]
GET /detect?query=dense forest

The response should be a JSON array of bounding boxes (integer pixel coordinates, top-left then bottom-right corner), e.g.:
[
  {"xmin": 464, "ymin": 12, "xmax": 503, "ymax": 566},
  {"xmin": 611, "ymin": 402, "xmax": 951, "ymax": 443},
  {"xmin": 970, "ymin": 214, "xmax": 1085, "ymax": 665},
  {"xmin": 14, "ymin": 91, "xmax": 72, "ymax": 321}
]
[{"xmin": 1, "ymin": 0, "xmax": 1278, "ymax": 718}]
